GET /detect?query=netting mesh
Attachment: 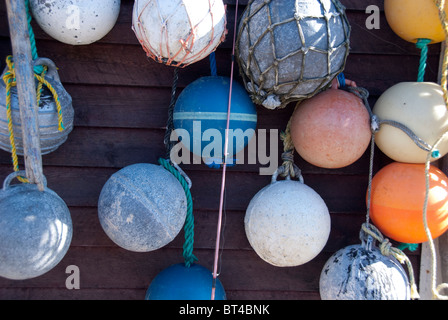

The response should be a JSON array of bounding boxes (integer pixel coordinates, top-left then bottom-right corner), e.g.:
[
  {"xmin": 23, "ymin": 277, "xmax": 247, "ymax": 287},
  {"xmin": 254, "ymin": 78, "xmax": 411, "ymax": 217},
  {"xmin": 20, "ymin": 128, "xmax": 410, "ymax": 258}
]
[
  {"xmin": 236, "ymin": 0, "xmax": 351, "ymax": 109},
  {"xmin": 132, "ymin": 0, "xmax": 227, "ymax": 68}
]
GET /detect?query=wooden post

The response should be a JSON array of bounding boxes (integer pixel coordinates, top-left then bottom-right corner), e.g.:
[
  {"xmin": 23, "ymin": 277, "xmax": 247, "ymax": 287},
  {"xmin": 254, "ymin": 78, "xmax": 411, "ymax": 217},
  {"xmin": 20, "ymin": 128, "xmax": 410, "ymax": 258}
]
[{"xmin": 5, "ymin": 0, "xmax": 44, "ymax": 191}]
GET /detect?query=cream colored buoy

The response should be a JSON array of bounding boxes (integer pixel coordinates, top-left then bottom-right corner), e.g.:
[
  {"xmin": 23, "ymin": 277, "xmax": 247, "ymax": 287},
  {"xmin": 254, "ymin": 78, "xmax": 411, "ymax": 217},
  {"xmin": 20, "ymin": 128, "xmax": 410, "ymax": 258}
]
[
  {"xmin": 244, "ymin": 173, "xmax": 330, "ymax": 267},
  {"xmin": 373, "ymin": 82, "xmax": 448, "ymax": 163}
]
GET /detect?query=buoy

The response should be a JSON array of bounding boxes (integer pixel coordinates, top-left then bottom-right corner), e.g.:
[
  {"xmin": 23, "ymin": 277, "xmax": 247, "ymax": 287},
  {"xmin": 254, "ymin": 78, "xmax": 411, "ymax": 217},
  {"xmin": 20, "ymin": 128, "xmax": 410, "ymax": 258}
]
[
  {"xmin": 369, "ymin": 162, "xmax": 448, "ymax": 244},
  {"xmin": 132, "ymin": 0, "xmax": 227, "ymax": 67},
  {"xmin": 385, "ymin": 0, "xmax": 448, "ymax": 44},
  {"xmin": 0, "ymin": 57, "xmax": 74, "ymax": 155},
  {"xmin": 0, "ymin": 171, "xmax": 72, "ymax": 280},
  {"xmin": 236, "ymin": 0, "xmax": 350, "ymax": 109},
  {"xmin": 319, "ymin": 235, "xmax": 411, "ymax": 300},
  {"xmin": 98, "ymin": 163, "xmax": 187, "ymax": 252},
  {"xmin": 145, "ymin": 263, "xmax": 226, "ymax": 300},
  {"xmin": 290, "ymin": 88, "xmax": 371, "ymax": 169},
  {"xmin": 30, "ymin": 0, "xmax": 121, "ymax": 45},
  {"xmin": 173, "ymin": 76, "xmax": 257, "ymax": 162},
  {"xmin": 373, "ymin": 82, "xmax": 448, "ymax": 163},
  {"xmin": 245, "ymin": 176, "xmax": 331, "ymax": 267}
]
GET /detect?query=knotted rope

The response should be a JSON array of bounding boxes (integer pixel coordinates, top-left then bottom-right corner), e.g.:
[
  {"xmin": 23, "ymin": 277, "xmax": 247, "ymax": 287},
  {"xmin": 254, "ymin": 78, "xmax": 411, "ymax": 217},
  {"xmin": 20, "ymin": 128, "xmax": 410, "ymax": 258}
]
[
  {"xmin": 335, "ymin": 79, "xmax": 421, "ymax": 299},
  {"xmin": 361, "ymin": 223, "xmax": 420, "ymax": 299},
  {"xmin": 2, "ymin": 55, "xmax": 64, "ymax": 183}
]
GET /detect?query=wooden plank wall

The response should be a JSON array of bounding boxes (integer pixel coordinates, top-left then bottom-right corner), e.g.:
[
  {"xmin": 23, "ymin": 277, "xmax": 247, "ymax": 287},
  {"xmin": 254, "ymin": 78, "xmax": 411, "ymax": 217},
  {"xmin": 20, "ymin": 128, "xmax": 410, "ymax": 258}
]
[{"xmin": 0, "ymin": 0, "xmax": 440, "ymax": 300}]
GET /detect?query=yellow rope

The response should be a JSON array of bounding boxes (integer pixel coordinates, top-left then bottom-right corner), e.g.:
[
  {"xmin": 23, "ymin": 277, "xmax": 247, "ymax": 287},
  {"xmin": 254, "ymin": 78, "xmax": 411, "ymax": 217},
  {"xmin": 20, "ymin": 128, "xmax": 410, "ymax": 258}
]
[
  {"xmin": 2, "ymin": 55, "xmax": 65, "ymax": 182},
  {"xmin": 434, "ymin": 0, "xmax": 448, "ymax": 108},
  {"xmin": 361, "ymin": 223, "xmax": 420, "ymax": 299}
]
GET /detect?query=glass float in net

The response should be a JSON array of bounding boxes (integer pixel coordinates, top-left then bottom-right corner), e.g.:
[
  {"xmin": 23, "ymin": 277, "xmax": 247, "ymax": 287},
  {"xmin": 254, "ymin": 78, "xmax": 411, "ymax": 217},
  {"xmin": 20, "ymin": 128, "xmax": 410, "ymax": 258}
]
[{"xmin": 236, "ymin": 0, "xmax": 351, "ymax": 109}]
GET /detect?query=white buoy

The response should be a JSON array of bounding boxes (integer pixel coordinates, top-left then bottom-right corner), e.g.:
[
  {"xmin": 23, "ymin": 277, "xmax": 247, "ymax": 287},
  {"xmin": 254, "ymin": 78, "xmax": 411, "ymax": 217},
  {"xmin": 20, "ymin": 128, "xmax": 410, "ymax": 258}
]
[
  {"xmin": 245, "ymin": 174, "xmax": 331, "ymax": 267},
  {"xmin": 30, "ymin": 0, "xmax": 121, "ymax": 45}
]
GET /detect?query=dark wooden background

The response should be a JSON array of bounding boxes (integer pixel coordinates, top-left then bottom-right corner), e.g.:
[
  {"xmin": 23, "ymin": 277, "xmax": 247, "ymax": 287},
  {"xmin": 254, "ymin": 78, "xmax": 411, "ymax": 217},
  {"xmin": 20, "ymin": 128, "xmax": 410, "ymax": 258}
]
[{"xmin": 0, "ymin": 0, "xmax": 440, "ymax": 300}]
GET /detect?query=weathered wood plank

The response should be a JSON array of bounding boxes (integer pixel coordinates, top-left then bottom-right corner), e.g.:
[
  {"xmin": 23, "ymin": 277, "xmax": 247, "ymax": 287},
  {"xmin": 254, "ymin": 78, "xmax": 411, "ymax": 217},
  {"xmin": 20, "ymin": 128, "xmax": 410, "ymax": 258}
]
[
  {"xmin": 0, "ymin": 164, "xmax": 370, "ymax": 213},
  {"xmin": 67, "ymin": 206, "xmax": 367, "ymax": 253}
]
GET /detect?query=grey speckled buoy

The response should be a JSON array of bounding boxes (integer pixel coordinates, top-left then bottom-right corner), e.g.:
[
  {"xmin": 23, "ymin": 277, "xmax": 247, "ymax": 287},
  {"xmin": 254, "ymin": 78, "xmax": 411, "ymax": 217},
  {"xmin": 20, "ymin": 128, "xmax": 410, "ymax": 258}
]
[
  {"xmin": 98, "ymin": 163, "xmax": 187, "ymax": 252},
  {"xmin": 319, "ymin": 236, "xmax": 411, "ymax": 300},
  {"xmin": 0, "ymin": 171, "xmax": 73, "ymax": 280}
]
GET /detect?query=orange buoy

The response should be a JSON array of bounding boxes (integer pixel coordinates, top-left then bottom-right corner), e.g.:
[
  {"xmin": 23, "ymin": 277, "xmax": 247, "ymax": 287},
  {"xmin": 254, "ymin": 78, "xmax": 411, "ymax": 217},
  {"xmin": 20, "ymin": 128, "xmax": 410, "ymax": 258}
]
[
  {"xmin": 369, "ymin": 162, "xmax": 448, "ymax": 244},
  {"xmin": 290, "ymin": 88, "xmax": 371, "ymax": 169},
  {"xmin": 385, "ymin": 0, "xmax": 448, "ymax": 44}
]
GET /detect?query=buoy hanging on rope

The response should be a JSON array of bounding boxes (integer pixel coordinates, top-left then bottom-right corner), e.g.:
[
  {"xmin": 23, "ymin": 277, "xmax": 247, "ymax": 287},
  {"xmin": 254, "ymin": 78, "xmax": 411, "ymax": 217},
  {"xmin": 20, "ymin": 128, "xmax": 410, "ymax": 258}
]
[
  {"xmin": 132, "ymin": 0, "xmax": 227, "ymax": 67},
  {"xmin": 290, "ymin": 85, "xmax": 371, "ymax": 169},
  {"xmin": 173, "ymin": 76, "xmax": 257, "ymax": 165},
  {"xmin": 319, "ymin": 228, "xmax": 411, "ymax": 300},
  {"xmin": 98, "ymin": 163, "xmax": 187, "ymax": 252},
  {"xmin": 235, "ymin": 0, "xmax": 350, "ymax": 109},
  {"xmin": 244, "ymin": 170, "xmax": 330, "ymax": 267},
  {"xmin": 145, "ymin": 263, "xmax": 226, "ymax": 300},
  {"xmin": 0, "ymin": 171, "xmax": 72, "ymax": 280},
  {"xmin": 385, "ymin": 0, "xmax": 448, "ymax": 44},
  {"xmin": 29, "ymin": 0, "xmax": 121, "ymax": 45},
  {"xmin": 373, "ymin": 82, "xmax": 448, "ymax": 163},
  {"xmin": 0, "ymin": 57, "xmax": 74, "ymax": 155},
  {"xmin": 369, "ymin": 162, "xmax": 448, "ymax": 244}
]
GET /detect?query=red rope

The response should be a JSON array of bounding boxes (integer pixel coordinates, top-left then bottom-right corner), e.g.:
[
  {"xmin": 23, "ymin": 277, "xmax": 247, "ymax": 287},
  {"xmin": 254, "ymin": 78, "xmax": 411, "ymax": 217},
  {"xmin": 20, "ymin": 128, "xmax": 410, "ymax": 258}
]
[{"xmin": 211, "ymin": 0, "xmax": 239, "ymax": 301}]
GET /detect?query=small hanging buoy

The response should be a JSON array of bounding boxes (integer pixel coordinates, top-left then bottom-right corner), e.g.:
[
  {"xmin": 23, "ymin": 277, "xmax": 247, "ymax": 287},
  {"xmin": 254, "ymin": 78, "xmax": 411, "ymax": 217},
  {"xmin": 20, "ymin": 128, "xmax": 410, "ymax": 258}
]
[
  {"xmin": 173, "ymin": 76, "xmax": 257, "ymax": 163},
  {"xmin": 369, "ymin": 162, "xmax": 448, "ymax": 244},
  {"xmin": 145, "ymin": 263, "xmax": 226, "ymax": 300},
  {"xmin": 0, "ymin": 57, "xmax": 74, "ymax": 155},
  {"xmin": 290, "ymin": 85, "xmax": 371, "ymax": 169},
  {"xmin": 132, "ymin": 0, "xmax": 227, "ymax": 67},
  {"xmin": 373, "ymin": 82, "xmax": 448, "ymax": 163},
  {"xmin": 244, "ymin": 170, "xmax": 330, "ymax": 267},
  {"xmin": 236, "ymin": 0, "xmax": 350, "ymax": 109},
  {"xmin": 319, "ymin": 231, "xmax": 411, "ymax": 300},
  {"xmin": 385, "ymin": 0, "xmax": 448, "ymax": 44},
  {"xmin": 0, "ymin": 171, "xmax": 72, "ymax": 280},
  {"xmin": 97, "ymin": 163, "xmax": 187, "ymax": 252},
  {"xmin": 29, "ymin": 0, "xmax": 120, "ymax": 45}
]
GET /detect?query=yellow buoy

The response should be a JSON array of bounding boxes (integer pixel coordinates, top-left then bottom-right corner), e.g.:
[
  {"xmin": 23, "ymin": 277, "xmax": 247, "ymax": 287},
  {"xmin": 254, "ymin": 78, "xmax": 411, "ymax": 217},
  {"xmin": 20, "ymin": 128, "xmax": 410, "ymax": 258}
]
[
  {"xmin": 385, "ymin": 0, "xmax": 448, "ymax": 44},
  {"xmin": 373, "ymin": 82, "xmax": 448, "ymax": 163}
]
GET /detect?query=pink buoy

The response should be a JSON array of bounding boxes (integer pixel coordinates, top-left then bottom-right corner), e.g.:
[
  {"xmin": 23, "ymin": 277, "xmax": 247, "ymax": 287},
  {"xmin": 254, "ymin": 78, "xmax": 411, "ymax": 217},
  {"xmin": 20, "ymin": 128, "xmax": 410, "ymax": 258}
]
[{"xmin": 290, "ymin": 87, "xmax": 371, "ymax": 169}]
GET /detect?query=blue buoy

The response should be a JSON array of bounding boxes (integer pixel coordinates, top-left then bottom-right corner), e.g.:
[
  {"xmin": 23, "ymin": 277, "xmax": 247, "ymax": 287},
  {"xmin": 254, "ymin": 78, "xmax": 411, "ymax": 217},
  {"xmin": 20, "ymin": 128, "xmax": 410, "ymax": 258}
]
[
  {"xmin": 173, "ymin": 76, "xmax": 257, "ymax": 163},
  {"xmin": 145, "ymin": 263, "xmax": 226, "ymax": 300}
]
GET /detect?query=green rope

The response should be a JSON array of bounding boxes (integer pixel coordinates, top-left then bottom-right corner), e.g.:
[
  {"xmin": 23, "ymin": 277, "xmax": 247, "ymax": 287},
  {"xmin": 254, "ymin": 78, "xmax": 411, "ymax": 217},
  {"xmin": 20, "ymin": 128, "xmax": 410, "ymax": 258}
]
[
  {"xmin": 158, "ymin": 157, "xmax": 197, "ymax": 267},
  {"xmin": 24, "ymin": 0, "xmax": 44, "ymax": 75},
  {"xmin": 397, "ymin": 242, "xmax": 419, "ymax": 252},
  {"xmin": 416, "ymin": 38, "xmax": 432, "ymax": 82}
]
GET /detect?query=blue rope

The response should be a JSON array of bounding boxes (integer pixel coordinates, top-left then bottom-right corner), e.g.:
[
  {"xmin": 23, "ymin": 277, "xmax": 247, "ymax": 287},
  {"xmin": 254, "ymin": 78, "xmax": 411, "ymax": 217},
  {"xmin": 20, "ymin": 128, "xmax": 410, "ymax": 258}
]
[{"xmin": 209, "ymin": 52, "xmax": 218, "ymax": 77}]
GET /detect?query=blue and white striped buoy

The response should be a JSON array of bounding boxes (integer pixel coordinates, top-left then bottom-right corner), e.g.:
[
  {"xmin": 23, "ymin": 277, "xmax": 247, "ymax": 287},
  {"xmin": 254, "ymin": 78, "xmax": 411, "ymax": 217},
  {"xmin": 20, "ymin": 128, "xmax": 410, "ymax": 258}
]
[{"xmin": 173, "ymin": 76, "xmax": 257, "ymax": 165}]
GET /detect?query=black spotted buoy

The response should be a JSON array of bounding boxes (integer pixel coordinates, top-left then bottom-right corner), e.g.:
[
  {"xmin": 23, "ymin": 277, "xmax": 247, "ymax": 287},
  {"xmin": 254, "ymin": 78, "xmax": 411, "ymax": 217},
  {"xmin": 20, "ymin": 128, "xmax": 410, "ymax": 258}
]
[
  {"xmin": 0, "ymin": 171, "xmax": 72, "ymax": 280},
  {"xmin": 98, "ymin": 163, "xmax": 187, "ymax": 252},
  {"xmin": 319, "ymin": 234, "xmax": 411, "ymax": 300}
]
